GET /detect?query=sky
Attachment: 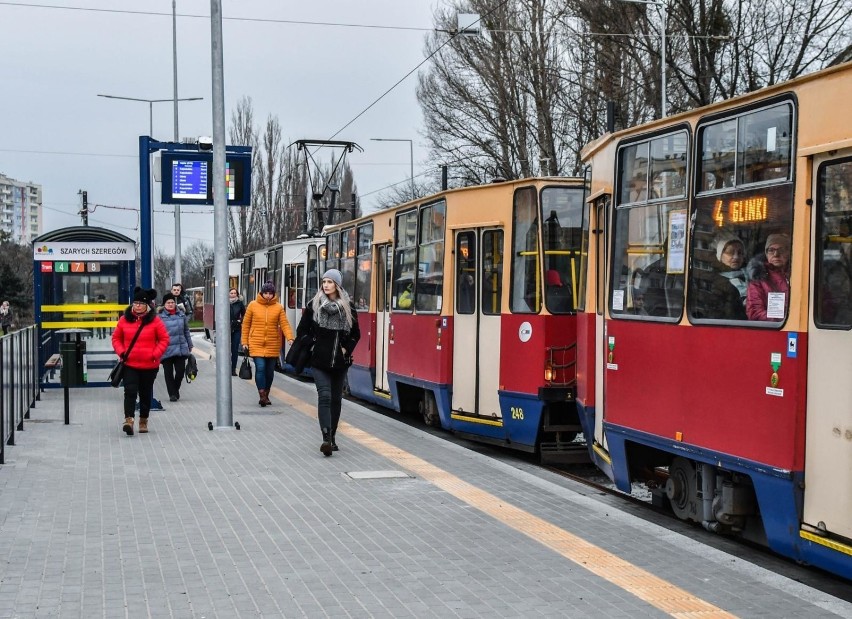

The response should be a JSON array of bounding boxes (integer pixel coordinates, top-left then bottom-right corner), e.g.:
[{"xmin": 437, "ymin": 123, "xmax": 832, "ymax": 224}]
[{"xmin": 0, "ymin": 0, "xmax": 439, "ymax": 256}]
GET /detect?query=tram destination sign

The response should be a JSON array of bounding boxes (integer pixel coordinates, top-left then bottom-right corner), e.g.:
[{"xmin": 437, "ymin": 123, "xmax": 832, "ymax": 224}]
[{"xmin": 34, "ymin": 242, "xmax": 136, "ymax": 261}]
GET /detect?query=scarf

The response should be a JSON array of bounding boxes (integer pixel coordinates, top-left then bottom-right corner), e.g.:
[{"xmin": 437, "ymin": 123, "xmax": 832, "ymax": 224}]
[{"xmin": 316, "ymin": 299, "xmax": 349, "ymax": 332}]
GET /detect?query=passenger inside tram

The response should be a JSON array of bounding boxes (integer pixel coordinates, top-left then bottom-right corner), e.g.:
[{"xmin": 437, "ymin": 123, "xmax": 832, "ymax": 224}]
[
  {"xmin": 746, "ymin": 234, "xmax": 791, "ymax": 321},
  {"xmin": 545, "ymin": 269, "xmax": 573, "ymax": 313}
]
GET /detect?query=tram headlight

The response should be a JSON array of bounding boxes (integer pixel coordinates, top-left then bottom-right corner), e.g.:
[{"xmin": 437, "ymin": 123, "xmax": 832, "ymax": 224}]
[{"xmin": 544, "ymin": 360, "xmax": 553, "ymax": 383}]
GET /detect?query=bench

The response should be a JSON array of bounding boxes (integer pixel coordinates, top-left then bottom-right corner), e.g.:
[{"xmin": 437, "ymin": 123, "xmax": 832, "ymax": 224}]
[{"xmin": 44, "ymin": 354, "xmax": 62, "ymax": 382}]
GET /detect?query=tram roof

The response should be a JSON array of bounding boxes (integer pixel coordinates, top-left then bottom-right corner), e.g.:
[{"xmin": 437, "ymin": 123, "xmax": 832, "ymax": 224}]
[
  {"xmin": 580, "ymin": 60, "xmax": 852, "ymax": 162},
  {"xmin": 32, "ymin": 226, "xmax": 134, "ymax": 244},
  {"xmin": 324, "ymin": 175, "xmax": 585, "ymax": 233}
]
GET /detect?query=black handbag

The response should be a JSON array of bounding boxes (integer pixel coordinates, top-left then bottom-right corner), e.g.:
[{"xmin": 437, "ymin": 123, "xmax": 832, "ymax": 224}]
[
  {"xmin": 185, "ymin": 353, "xmax": 198, "ymax": 383},
  {"xmin": 109, "ymin": 319, "xmax": 147, "ymax": 388},
  {"xmin": 285, "ymin": 333, "xmax": 314, "ymax": 374},
  {"xmin": 238, "ymin": 356, "xmax": 253, "ymax": 380},
  {"xmin": 108, "ymin": 360, "xmax": 125, "ymax": 387}
]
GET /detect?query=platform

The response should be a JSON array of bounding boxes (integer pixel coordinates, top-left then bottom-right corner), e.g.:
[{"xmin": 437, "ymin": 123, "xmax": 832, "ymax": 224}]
[{"xmin": 0, "ymin": 335, "xmax": 849, "ymax": 618}]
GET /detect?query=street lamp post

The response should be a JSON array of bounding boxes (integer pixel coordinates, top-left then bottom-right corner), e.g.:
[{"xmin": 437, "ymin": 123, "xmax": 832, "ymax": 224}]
[
  {"xmin": 96, "ymin": 94, "xmax": 203, "ymax": 137},
  {"xmin": 618, "ymin": 0, "xmax": 667, "ymax": 117},
  {"xmin": 97, "ymin": 93, "xmax": 202, "ymax": 286},
  {"xmin": 370, "ymin": 138, "xmax": 415, "ymax": 198}
]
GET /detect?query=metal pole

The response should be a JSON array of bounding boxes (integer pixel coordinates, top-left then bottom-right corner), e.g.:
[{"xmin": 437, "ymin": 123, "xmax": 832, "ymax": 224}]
[
  {"xmin": 408, "ymin": 140, "xmax": 414, "ymax": 197},
  {"xmin": 139, "ymin": 136, "xmax": 153, "ymax": 288},
  {"xmin": 210, "ymin": 0, "xmax": 234, "ymax": 430},
  {"xmin": 173, "ymin": 0, "xmax": 182, "ymax": 282},
  {"xmin": 149, "ymin": 102, "xmax": 153, "ymax": 137}
]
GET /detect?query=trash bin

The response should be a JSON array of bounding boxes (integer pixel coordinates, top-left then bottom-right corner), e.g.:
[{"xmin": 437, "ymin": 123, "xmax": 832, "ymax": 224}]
[{"xmin": 60, "ymin": 339, "xmax": 87, "ymax": 387}]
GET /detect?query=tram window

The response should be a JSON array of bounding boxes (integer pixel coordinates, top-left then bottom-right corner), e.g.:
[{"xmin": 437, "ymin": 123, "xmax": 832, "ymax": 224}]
[
  {"xmin": 393, "ymin": 210, "xmax": 418, "ymax": 311},
  {"xmin": 326, "ymin": 233, "xmax": 341, "ymax": 271},
  {"xmin": 306, "ymin": 244, "xmax": 319, "ymax": 302},
  {"xmin": 511, "ymin": 187, "xmax": 540, "ymax": 313},
  {"xmin": 481, "ymin": 230, "xmax": 503, "ymax": 315},
  {"xmin": 340, "ymin": 227, "xmax": 357, "ymax": 296},
  {"xmin": 737, "ymin": 104, "xmax": 792, "ymax": 185},
  {"xmin": 542, "ymin": 186, "xmax": 585, "ymax": 314},
  {"xmin": 416, "ymin": 202, "xmax": 445, "ymax": 313},
  {"xmin": 612, "ymin": 132, "xmax": 689, "ymax": 320},
  {"xmin": 285, "ymin": 264, "xmax": 304, "ymax": 309},
  {"xmin": 815, "ymin": 159, "xmax": 852, "ymax": 328},
  {"xmin": 456, "ymin": 232, "xmax": 476, "ymax": 315},
  {"xmin": 698, "ymin": 102, "xmax": 793, "ymax": 192},
  {"xmin": 355, "ymin": 223, "xmax": 373, "ymax": 310}
]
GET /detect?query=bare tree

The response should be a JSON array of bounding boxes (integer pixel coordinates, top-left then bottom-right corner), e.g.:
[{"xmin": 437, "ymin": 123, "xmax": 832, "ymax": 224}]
[
  {"xmin": 419, "ymin": 0, "xmax": 851, "ymax": 179},
  {"xmin": 180, "ymin": 240, "xmax": 214, "ymax": 288},
  {"xmin": 153, "ymin": 246, "xmax": 174, "ymax": 296}
]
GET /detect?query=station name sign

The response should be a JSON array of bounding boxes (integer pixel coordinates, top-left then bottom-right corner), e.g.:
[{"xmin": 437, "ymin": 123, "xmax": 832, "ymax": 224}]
[{"xmin": 34, "ymin": 242, "xmax": 137, "ymax": 261}]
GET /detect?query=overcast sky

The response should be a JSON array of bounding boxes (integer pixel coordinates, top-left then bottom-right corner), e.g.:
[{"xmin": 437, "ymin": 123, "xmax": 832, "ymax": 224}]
[{"xmin": 0, "ymin": 0, "xmax": 438, "ymax": 255}]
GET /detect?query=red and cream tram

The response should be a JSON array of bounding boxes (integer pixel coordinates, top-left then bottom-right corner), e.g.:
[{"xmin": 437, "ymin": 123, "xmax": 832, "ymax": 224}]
[
  {"xmin": 580, "ymin": 61, "xmax": 852, "ymax": 579},
  {"xmin": 323, "ymin": 177, "xmax": 588, "ymax": 461}
]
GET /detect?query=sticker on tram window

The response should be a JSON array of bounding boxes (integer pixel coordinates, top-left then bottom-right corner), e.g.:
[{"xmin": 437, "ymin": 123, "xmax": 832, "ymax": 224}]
[{"xmin": 613, "ymin": 290, "xmax": 624, "ymax": 311}]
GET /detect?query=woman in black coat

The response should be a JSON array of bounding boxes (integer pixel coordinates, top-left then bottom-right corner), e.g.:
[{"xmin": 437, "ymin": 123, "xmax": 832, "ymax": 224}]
[{"xmin": 295, "ymin": 269, "xmax": 360, "ymax": 456}]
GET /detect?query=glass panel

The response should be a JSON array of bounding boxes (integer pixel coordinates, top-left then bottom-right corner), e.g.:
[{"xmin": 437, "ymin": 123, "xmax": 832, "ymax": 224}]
[
  {"xmin": 393, "ymin": 210, "xmax": 418, "ymax": 310},
  {"xmin": 306, "ymin": 245, "xmax": 318, "ymax": 302},
  {"xmin": 326, "ymin": 233, "xmax": 341, "ymax": 271},
  {"xmin": 355, "ymin": 223, "xmax": 373, "ymax": 310},
  {"xmin": 456, "ymin": 231, "xmax": 476, "ymax": 315},
  {"xmin": 482, "ymin": 230, "xmax": 503, "ymax": 315},
  {"xmin": 416, "ymin": 202, "xmax": 445, "ymax": 312},
  {"xmin": 542, "ymin": 187, "xmax": 585, "ymax": 314},
  {"xmin": 619, "ymin": 142, "xmax": 650, "ymax": 204},
  {"xmin": 650, "ymin": 132, "xmax": 688, "ymax": 200},
  {"xmin": 511, "ymin": 188, "xmax": 540, "ymax": 313},
  {"xmin": 737, "ymin": 104, "xmax": 793, "ymax": 185},
  {"xmin": 699, "ymin": 119, "xmax": 737, "ymax": 191},
  {"xmin": 815, "ymin": 159, "xmax": 852, "ymax": 328}
]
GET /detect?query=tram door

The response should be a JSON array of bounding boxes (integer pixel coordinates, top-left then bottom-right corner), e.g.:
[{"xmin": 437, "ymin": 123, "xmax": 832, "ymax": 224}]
[
  {"xmin": 374, "ymin": 244, "xmax": 392, "ymax": 393},
  {"xmin": 804, "ymin": 152, "xmax": 852, "ymax": 542},
  {"xmin": 452, "ymin": 229, "xmax": 503, "ymax": 418}
]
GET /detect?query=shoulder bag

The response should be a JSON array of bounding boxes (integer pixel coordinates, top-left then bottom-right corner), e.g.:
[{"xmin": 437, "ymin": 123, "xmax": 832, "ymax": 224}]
[{"xmin": 109, "ymin": 320, "xmax": 147, "ymax": 387}]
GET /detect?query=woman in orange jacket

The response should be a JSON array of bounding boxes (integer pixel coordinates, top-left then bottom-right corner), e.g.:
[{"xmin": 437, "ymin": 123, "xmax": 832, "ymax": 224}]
[{"xmin": 241, "ymin": 281, "xmax": 294, "ymax": 406}]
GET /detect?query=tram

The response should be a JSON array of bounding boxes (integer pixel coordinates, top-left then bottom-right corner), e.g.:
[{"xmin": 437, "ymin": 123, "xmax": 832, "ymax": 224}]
[
  {"xmin": 202, "ymin": 258, "xmax": 243, "ymax": 341},
  {"xmin": 322, "ymin": 177, "xmax": 588, "ymax": 461},
  {"xmin": 580, "ymin": 61, "xmax": 852, "ymax": 578}
]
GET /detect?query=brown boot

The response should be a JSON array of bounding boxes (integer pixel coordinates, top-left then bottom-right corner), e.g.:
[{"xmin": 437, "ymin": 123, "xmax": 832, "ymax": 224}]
[
  {"xmin": 123, "ymin": 417, "xmax": 134, "ymax": 436},
  {"xmin": 138, "ymin": 418, "xmax": 148, "ymax": 433},
  {"xmin": 262, "ymin": 390, "xmax": 272, "ymax": 406},
  {"xmin": 258, "ymin": 389, "xmax": 268, "ymax": 407}
]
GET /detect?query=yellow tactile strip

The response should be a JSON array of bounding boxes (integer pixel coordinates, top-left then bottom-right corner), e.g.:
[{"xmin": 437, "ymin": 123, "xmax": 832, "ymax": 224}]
[{"xmin": 273, "ymin": 386, "xmax": 736, "ymax": 619}]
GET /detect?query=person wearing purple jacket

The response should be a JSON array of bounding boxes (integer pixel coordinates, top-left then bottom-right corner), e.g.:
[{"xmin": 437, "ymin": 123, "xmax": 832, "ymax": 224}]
[{"xmin": 746, "ymin": 234, "xmax": 791, "ymax": 321}]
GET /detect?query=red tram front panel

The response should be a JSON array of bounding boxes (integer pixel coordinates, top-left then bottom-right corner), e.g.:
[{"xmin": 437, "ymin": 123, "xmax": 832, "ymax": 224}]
[{"xmin": 603, "ymin": 321, "xmax": 806, "ymax": 472}]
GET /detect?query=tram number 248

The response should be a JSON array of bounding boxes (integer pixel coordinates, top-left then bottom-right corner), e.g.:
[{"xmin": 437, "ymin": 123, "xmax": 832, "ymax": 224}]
[{"xmin": 511, "ymin": 407, "xmax": 524, "ymax": 420}]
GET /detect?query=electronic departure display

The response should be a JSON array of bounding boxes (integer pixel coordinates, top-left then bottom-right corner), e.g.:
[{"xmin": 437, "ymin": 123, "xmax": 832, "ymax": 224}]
[{"xmin": 160, "ymin": 150, "xmax": 251, "ymax": 206}]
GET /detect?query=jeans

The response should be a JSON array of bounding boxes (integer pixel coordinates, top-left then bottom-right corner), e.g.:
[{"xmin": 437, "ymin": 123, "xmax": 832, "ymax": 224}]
[
  {"xmin": 313, "ymin": 367, "xmax": 347, "ymax": 433},
  {"xmin": 161, "ymin": 356, "xmax": 187, "ymax": 398},
  {"xmin": 230, "ymin": 329, "xmax": 241, "ymax": 371},
  {"xmin": 123, "ymin": 367, "xmax": 159, "ymax": 418},
  {"xmin": 253, "ymin": 356, "xmax": 277, "ymax": 391}
]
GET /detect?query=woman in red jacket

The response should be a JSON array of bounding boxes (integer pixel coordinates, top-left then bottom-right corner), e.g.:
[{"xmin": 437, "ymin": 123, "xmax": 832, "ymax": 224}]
[{"xmin": 112, "ymin": 287, "xmax": 170, "ymax": 435}]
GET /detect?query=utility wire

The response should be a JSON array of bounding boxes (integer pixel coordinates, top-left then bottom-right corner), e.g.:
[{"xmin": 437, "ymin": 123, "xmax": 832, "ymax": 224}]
[{"xmin": 0, "ymin": 1, "xmax": 433, "ymax": 31}]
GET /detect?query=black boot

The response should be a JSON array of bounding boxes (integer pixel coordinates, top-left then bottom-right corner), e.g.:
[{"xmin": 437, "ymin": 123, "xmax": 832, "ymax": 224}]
[
  {"xmin": 320, "ymin": 428, "xmax": 333, "ymax": 457},
  {"xmin": 331, "ymin": 430, "xmax": 339, "ymax": 451}
]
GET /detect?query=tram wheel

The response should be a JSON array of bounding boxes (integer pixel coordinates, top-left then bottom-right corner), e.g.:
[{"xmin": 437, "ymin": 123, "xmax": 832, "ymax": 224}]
[
  {"xmin": 665, "ymin": 456, "xmax": 697, "ymax": 521},
  {"xmin": 420, "ymin": 392, "xmax": 440, "ymax": 427}
]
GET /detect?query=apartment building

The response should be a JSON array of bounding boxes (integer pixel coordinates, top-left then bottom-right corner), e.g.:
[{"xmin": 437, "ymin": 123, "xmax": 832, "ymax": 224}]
[{"xmin": 0, "ymin": 173, "xmax": 42, "ymax": 244}]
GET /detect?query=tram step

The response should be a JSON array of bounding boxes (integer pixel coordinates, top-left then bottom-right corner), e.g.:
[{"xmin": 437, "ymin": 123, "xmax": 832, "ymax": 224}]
[
  {"xmin": 542, "ymin": 423, "xmax": 582, "ymax": 433},
  {"xmin": 539, "ymin": 442, "xmax": 589, "ymax": 465}
]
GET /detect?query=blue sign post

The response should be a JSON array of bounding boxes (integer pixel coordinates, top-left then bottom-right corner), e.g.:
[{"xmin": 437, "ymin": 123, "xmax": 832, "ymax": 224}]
[{"xmin": 138, "ymin": 136, "xmax": 251, "ymax": 287}]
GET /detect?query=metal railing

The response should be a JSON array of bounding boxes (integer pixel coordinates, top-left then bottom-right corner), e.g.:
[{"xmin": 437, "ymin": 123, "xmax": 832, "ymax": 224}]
[{"xmin": 0, "ymin": 327, "xmax": 39, "ymax": 464}]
